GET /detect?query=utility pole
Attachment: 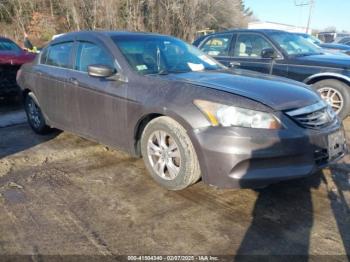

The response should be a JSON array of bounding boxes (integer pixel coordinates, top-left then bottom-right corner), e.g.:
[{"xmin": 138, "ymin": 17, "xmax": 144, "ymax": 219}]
[
  {"xmin": 306, "ymin": 0, "xmax": 315, "ymax": 33},
  {"xmin": 294, "ymin": 0, "xmax": 315, "ymax": 33}
]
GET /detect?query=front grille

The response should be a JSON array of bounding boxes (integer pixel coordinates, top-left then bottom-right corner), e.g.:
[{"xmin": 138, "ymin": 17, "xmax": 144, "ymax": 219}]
[
  {"xmin": 285, "ymin": 101, "xmax": 337, "ymax": 129},
  {"xmin": 314, "ymin": 148, "xmax": 328, "ymax": 165}
]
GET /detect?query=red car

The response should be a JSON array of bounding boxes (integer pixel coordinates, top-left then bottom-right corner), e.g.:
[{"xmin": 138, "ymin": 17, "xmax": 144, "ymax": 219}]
[{"xmin": 0, "ymin": 36, "xmax": 35, "ymax": 98}]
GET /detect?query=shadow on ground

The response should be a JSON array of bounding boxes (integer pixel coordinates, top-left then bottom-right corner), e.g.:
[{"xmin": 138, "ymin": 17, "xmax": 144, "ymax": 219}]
[
  {"xmin": 0, "ymin": 124, "xmax": 59, "ymax": 158},
  {"xmin": 235, "ymin": 174, "xmax": 320, "ymax": 260},
  {"xmin": 234, "ymin": 121, "xmax": 350, "ymax": 261},
  {"xmin": 235, "ymin": 170, "xmax": 350, "ymax": 260},
  {"xmin": 0, "ymin": 97, "xmax": 59, "ymax": 158}
]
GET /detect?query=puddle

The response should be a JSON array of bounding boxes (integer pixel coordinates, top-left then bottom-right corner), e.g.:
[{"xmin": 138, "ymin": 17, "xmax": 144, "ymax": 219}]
[{"xmin": 2, "ymin": 189, "xmax": 27, "ymax": 204}]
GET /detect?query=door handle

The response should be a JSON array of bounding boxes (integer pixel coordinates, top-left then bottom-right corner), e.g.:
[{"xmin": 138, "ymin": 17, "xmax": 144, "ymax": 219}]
[
  {"xmin": 69, "ymin": 77, "xmax": 79, "ymax": 86},
  {"xmin": 229, "ymin": 61, "xmax": 241, "ymax": 67}
]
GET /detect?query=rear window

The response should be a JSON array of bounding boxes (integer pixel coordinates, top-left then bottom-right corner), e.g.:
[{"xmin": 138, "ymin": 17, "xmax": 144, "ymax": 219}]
[
  {"xmin": 45, "ymin": 42, "xmax": 74, "ymax": 69},
  {"xmin": 0, "ymin": 39, "xmax": 21, "ymax": 52}
]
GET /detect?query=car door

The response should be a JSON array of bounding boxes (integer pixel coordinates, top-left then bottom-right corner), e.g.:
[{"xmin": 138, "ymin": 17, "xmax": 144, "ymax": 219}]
[
  {"xmin": 34, "ymin": 41, "xmax": 75, "ymax": 127},
  {"xmin": 229, "ymin": 33, "xmax": 288, "ymax": 77},
  {"xmin": 199, "ymin": 33, "xmax": 235, "ymax": 67},
  {"xmin": 65, "ymin": 40, "xmax": 129, "ymax": 150}
]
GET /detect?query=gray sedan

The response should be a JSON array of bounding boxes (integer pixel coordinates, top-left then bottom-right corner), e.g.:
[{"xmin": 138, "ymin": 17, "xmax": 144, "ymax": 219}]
[{"xmin": 17, "ymin": 31, "xmax": 346, "ymax": 190}]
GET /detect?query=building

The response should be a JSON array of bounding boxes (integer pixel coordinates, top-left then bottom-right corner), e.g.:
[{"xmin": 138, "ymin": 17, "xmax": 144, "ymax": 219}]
[{"xmin": 248, "ymin": 21, "xmax": 312, "ymax": 34}]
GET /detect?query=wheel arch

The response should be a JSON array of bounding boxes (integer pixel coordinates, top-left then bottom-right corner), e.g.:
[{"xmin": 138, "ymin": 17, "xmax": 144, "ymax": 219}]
[
  {"xmin": 132, "ymin": 111, "xmax": 203, "ymax": 160},
  {"xmin": 22, "ymin": 88, "xmax": 31, "ymax": 100},
  {"xmin": 133, "ymin": 113, "xmax": 164, "ymax": 156},
  {"xmin": 22, "ymin": 89, "xmax": 42, "ymax": 108},
  {"xmin": 304, "ymin": 73, "xmax": 350, "ymax": 86}
]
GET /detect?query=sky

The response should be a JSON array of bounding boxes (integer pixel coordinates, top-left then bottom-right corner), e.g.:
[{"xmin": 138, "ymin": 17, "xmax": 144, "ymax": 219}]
[{"xmin": 244, "ymin": 0, "xmax": 350, "ymax": 32}]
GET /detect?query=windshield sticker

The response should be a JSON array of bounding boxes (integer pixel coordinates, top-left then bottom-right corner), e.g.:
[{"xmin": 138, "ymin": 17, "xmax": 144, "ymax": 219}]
[
  {"xmin": 136, "ymin": 65, "xmax": 148, "ymax": 71},
  {"xmin": 199, "ymin": 55, "xmax": 217, "ymax": 65},
  {"xmin": 188, "ymin": 62, "xmax": 205, "ymax": 71}
]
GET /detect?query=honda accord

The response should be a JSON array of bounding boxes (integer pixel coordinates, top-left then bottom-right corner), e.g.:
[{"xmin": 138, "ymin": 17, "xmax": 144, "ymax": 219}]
[{"xmin": 17, "ymin": 31, "xmax": 346, "ymax": 190}]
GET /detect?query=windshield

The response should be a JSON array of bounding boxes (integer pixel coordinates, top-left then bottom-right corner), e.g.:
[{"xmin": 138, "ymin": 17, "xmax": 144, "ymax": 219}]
[
  {"xmin": 112, "ymin": 35, "xmax": 224, "ymax": 75},
  {"xmin": 0, "ymin": 39, "xmax": 21, "ymax": 52},
  {"xmin": 301, "ymin": 34, "xmax": 323, "ymax": 45},
  {"xmin": 270, "ymin": 32, "xmax": 323, "ymax": 56}
]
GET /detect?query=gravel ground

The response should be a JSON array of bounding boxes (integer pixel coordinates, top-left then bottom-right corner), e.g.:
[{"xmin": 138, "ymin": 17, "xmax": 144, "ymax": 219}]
[{"xmin": 0, "ymin": 103, "xmax": 349, "ymax": 260}]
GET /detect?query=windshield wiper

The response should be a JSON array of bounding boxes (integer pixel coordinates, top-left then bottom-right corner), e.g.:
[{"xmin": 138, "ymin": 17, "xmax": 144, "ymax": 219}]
[
  {"xmin": 145, "ymin": 69, "xmax": 169, "ymax": 76},
  {"xmin": 157, "ymin": 69, "xmax": 169, "ymax": 75}
]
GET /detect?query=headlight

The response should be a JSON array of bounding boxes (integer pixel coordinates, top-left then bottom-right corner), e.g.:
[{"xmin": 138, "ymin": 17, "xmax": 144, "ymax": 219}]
[{"xmin": 194, "ymin": 100, "xmax": 281, "ymax": 129}]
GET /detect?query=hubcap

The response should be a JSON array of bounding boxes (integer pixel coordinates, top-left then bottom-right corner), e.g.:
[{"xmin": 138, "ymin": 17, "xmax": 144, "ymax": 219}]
[
  {"xmin": 147, "ymin": 130, "xmax": 181, "ymax": 180},
  {"xmin": 318, "ymin": 87, "xmax": 344, "ymax": 114},
  {"xmin": 27, "ymin": 99, "xmax": 41, "ymax": 128}
]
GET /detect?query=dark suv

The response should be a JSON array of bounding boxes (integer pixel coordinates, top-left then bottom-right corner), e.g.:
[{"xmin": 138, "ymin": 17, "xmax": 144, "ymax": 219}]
[{"xmin": 194, "ymin": 29, "xmax": 350, "ymax": 119}]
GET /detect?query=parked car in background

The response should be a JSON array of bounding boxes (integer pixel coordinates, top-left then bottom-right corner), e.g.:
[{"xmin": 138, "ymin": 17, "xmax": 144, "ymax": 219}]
[
  {"xmin": 0, "ymin": 36, "xmax": 36, "ymax": 98},
  {"xmin": 194, "ymin": 29, "xmax": 350, "ymax": 119},
  {"xmin": 334, "ymin": 36, "xmax": 350, "ymax": 46},
  {"xmin": 297, "ymin": 33, "xmax": 350, "ymax": 56},
  {"xmin": 17, "ymin": 31, "xmax": 346, "ymax": 190},
  {"xmin": 317, "ymin": 32, "xmax": 350, "ymax": 43}
]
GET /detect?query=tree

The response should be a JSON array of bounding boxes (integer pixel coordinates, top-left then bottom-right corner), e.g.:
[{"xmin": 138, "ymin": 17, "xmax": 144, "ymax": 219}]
[{"xmin": 0, "ymin": 0, "xmax": 252, "ymax": 44}]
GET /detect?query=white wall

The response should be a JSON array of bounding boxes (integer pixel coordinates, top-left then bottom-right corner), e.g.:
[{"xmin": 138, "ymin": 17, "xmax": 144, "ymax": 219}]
[{"xmin": 248, "ymin": 21, "xmax": 312, "ymax": 34}]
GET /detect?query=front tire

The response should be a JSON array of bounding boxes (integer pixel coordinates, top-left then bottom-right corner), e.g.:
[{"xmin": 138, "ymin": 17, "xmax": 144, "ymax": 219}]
[
  {"xmin": 140, "ymin": 116, "xmax": 201, "ymax": 190},
  {"xmin": 24, "ymin": 94, "xmax": 51, "ymax": 134},
  {"xmin": 313, "ymin": 79, "xmax": 350, "ymax": 119}
]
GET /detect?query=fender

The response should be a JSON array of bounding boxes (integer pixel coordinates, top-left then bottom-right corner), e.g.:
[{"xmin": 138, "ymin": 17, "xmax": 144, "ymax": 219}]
[{"xmin": 304, "ymin": 72, "xmax": 350, "ymax": 85}]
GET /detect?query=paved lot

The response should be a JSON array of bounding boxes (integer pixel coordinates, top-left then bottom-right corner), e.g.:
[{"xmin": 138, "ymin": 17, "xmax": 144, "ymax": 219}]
[{"xmin": 0, "ymin": 102, "xmax": 349, "ymax": 259}]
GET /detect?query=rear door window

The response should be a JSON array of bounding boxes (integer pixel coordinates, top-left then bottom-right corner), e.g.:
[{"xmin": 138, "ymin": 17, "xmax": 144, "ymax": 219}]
[
  {"xmin": 200, "ymin": 34, "xmax": 232, "ymax": 57},
  {"xmin": 75, "ymin": 42, "xmax": 115, "ymax": 72},
  {"xmin": 46, "ymin": 42, "xmax": 74, "ymax": 69},
  {"xmin": 234, "ymin": 34, "xmax": 274, "ymax": 58}
]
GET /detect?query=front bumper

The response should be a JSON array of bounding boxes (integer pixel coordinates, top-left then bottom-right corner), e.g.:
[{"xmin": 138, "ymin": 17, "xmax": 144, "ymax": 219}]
[{"xmin": 192, "ymin": 115, "xmax": 346, "ymax": 189}]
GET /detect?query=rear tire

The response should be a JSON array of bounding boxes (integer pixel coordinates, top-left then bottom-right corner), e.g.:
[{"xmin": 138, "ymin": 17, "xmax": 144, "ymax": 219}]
[
  {"xmin": 313, "ymin": 79, "xmax": 350, "ymax": 120},
  {"xmin": 140, "ymin": 116, "xmax": 201, "ymax": 190},
  {"xmin": 24, "ymin": 94, "xmax": 51, "ymax": 134}
]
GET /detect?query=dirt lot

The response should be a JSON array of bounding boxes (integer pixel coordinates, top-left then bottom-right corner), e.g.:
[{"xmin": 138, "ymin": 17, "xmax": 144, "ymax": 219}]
[{"xmin": 0, "ymin": 101, "xmax": 350, "ymax": 260}]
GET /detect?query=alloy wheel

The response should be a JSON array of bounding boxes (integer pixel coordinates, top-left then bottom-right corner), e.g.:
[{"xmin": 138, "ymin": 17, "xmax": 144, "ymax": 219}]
[
  {"xmin": 318, "ymin": 87, "xmax": 344, "ymax": 114},
  {"xmin": 147, "ymin": 130, "xmax": 181, "ymax": 180},
  {"xmin": 27, "ymin": 98, "xmax": 41, "ymax": 128}
]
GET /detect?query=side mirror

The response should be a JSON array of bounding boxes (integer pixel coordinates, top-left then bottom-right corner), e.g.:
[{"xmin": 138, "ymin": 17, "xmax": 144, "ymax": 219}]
[
  {"xmin": 261, "ymin": 48, "xmax": 278, "ymax": 59},
  {"xmin": 88, "ymin": 65, "xmax": 116, "ymax": 78}
]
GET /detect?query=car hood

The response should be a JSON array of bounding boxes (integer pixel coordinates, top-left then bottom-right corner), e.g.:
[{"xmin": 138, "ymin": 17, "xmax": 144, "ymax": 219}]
[
  {"xmin": 163, "ymin": 70, "xmax": 320, "ymax": 111},
  {"xmin": 294, "ymin": 53, "xmax": 350, "ymax": 69},
  {"xmin": 0, "ymin": 51, "xmax": 36, "ymax": 65}
]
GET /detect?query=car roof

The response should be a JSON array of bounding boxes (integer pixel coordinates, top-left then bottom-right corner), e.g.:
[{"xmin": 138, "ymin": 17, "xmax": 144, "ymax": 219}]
[
  {"xmin": 53, "ymin": 30, "xmax": 175, "ymax": 43},
  {"xmin": 203, "ymin": 29, "xmax": 293, "ymax": 37}
]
